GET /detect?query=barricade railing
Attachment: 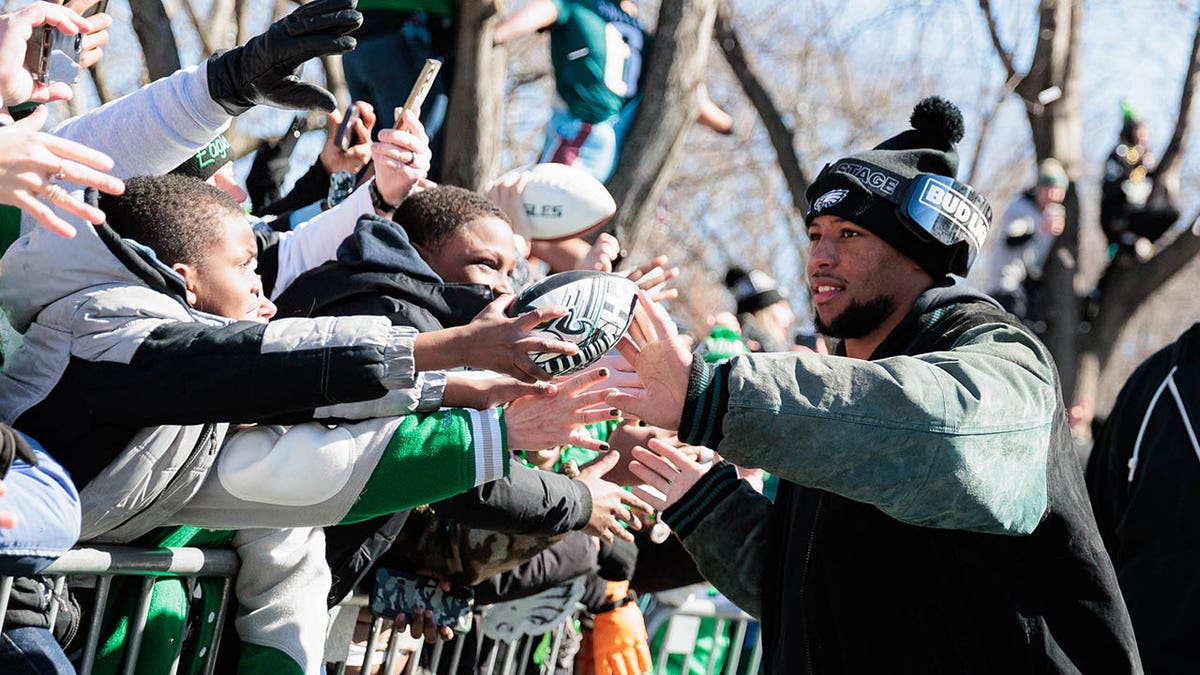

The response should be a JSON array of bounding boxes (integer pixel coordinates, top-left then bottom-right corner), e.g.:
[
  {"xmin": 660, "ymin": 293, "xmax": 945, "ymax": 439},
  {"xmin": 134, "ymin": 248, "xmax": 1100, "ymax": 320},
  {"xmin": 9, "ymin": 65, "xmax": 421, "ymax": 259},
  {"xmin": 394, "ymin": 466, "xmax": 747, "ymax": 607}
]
[
  {"xmin": 0, "ymin": 545, "xmax": 240, "ymax": 675},
  {"xmin": 652, "ymin": 597, "xmax": 762, "ymax": 675}
]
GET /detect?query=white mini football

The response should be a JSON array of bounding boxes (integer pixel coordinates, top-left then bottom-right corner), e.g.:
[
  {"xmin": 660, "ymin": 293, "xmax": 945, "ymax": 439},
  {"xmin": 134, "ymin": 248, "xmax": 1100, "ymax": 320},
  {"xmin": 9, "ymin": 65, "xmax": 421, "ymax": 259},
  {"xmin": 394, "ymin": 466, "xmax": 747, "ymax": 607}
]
[
  {"xmin": 507, "ymin": 270, "xmax": 639, "ymax": 377},
  {"xmin": 497, "ymin": 163, "xmax": 617, "ymax": 241}
]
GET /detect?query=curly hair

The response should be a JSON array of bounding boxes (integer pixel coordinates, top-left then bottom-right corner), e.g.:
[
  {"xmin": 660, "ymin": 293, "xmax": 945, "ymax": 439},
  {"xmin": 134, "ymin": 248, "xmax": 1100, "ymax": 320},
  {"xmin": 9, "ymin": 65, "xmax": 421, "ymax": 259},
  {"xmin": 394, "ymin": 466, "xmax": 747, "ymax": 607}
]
[
  {"xmin": 98, "ymin": 174, "xmax": 243, "ymax": 266},
  {"xmin": 393, "ymin": 185, "xmax": 511, "ymax": 252}
]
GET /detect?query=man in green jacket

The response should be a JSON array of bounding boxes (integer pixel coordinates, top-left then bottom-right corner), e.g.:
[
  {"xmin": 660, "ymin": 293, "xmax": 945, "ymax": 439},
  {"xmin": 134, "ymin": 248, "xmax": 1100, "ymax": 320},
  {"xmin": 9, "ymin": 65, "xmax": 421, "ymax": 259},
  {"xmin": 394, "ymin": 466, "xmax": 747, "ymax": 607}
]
[{"xmin": 609, "ymin": 97, "xmax": 1142, "ymax": 674}]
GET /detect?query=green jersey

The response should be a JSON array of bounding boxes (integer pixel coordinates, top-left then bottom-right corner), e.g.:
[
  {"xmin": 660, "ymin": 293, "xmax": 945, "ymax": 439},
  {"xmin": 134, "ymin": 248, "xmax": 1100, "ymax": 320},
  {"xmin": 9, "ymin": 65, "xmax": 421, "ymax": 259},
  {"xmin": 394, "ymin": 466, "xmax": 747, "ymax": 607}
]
[{"xmin": 548, "ymin": 0, "xmax": 646, "ymax": 123}]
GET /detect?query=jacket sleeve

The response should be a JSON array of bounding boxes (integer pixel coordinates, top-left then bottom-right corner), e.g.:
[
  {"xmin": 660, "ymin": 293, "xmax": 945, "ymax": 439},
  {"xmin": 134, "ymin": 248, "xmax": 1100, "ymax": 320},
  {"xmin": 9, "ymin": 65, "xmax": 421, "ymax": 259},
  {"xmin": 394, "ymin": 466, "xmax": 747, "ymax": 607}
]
[
  {"xmin": 265, "ymin": 183, "xmax": 375, "ymax": 300},
  {"xmin": 61, "ymin": 287, "xmax": 421, "ymax": 426},
  {"xmin": 253, "ymin": 158, "xmax": 331, "ymax": 218},
  {"xmin": 472, "ymin": 530, "xmax": 598, "ymax": 606},
  {"xmin": 660, "ymin": 463, "xmax": 769, "ymax": 618},
  {"xmin": 681, "ymin": 320, "xmax": 1056, "ymax": 536},
  {"xmin": 49, "ymin": 64, "xmax": 229, "ymax": 181},
  {"xmin": 431, "ymin": 459, "xmax": 593, "ymax": 535}
]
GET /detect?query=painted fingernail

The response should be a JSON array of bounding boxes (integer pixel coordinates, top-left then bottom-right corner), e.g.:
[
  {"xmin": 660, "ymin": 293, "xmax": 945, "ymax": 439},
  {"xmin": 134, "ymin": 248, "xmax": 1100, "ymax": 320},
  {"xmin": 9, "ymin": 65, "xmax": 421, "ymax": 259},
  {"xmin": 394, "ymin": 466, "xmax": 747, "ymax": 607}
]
[
  {"xmin": 598, "ymin": 368, "xmax": 609, "ymax": 377},
  {"xmin": 609, "ymin": 409, "xmax": 620, "ymax": 416},
  {"xmin": 637, "ymin": 420, "xmax": 648, "ymax": 427},
  {"xmin": 600, "ymin": 443, "xmax": 611, "ymax": 451}
]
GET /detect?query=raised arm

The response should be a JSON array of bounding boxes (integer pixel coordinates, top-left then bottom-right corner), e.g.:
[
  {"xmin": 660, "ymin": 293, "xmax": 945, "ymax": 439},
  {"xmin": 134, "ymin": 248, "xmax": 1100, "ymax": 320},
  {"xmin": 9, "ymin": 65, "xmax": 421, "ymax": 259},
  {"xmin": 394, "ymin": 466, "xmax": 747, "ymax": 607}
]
[{"xmin": 493, "ymin": 0, "xmax": 560, "ymax": 45}]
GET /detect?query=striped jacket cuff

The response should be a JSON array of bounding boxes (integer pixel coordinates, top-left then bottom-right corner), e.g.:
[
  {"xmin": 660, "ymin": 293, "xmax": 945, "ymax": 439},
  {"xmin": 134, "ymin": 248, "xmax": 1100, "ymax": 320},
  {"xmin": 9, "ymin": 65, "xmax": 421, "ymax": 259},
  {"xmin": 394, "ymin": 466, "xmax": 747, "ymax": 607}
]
[
  {"xmin": 679, "ymin": 360, "xmax": 730, "ymax": 448},
  {"xmin": 380, "ymin": 326, "xmax": 419, "ymax": 390},
  {"xmin": 468, "ymin": 408, "xmax": 509, "ymax": 486},
  {"xmin": 661, "ymin": 461, "xmax": 740, "ymax": 539}
]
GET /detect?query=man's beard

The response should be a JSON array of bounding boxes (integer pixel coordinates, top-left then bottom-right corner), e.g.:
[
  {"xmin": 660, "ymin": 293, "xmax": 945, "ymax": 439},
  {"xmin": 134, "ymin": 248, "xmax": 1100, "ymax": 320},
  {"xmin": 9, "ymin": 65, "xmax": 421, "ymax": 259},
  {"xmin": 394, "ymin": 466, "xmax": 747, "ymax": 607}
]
[{"xmin": 814, "ymin": 295, "xmax": 896, "ymax": 339}]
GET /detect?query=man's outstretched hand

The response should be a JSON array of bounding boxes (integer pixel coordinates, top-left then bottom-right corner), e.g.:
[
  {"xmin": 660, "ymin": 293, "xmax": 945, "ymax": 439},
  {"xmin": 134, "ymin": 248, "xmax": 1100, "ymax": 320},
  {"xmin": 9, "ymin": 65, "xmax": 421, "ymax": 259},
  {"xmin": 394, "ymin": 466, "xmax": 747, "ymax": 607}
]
[
  {"xmin": 206, "ymin": 0, "xmax": 361, "ymax": 116},
  {"xmin": 606, "ymin": 292, "xmax": 692, "ymax": 431}
]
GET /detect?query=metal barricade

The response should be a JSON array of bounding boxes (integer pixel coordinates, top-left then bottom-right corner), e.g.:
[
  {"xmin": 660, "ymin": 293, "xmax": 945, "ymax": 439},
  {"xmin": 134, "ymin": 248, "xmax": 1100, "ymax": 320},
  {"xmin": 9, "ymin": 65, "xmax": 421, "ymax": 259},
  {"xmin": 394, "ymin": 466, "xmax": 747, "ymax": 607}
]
[
  {"xmin": 0, "ymin": 545, "xmax": 240, "ymax": 675},
  {"xmin": 652, "ymin": 597, "xmax": 762, "ymax": 675}
]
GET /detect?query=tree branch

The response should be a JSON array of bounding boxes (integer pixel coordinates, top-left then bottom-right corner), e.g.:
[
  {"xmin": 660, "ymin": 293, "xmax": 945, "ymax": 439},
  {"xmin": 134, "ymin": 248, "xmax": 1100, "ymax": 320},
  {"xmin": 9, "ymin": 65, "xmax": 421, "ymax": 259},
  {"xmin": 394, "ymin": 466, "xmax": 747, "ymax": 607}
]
[
  {"xmin": 978, "ymin": 0, "xmax": 1021, "ymax": 86},
  {"xmin": 714, "ymin": 2, "xmax": 809, "ymax": 213},
  {"xmin": 1154, "ymin": 14, "xmax": 1200, "ymax": 182}
]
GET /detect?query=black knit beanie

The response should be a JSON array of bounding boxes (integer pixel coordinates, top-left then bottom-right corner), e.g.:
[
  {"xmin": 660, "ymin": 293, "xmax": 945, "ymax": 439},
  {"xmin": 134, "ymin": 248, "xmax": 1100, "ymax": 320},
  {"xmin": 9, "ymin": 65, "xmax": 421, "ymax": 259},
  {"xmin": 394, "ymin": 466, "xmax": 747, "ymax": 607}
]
[
  {"xmin": 726, "ymin": 266, "xmax": 784, "ymax": 315},
  {"xmin": 171, "ymin": 134, "xmax": 235, "ymax": 181},
  {"xmin": 805, "ymin": 97, "xmax": 979, "ymax": 277}
]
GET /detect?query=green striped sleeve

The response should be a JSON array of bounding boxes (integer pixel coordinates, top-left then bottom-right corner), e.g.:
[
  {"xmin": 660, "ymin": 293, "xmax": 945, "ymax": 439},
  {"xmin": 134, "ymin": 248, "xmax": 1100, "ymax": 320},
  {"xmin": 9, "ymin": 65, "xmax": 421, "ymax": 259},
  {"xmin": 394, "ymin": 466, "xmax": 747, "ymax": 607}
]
[{"xmin": 344, "ymin": 408, "xmax": 509, "ymax": 522}]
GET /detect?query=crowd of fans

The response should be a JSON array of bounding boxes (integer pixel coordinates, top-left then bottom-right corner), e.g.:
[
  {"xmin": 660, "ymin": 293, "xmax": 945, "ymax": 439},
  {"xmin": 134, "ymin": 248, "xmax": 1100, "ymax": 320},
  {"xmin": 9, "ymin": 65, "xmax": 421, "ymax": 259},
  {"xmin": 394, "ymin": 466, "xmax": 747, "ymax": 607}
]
[{"xmin": 0, "ymin": 2, "xmax": 1195, "ymax": 675}]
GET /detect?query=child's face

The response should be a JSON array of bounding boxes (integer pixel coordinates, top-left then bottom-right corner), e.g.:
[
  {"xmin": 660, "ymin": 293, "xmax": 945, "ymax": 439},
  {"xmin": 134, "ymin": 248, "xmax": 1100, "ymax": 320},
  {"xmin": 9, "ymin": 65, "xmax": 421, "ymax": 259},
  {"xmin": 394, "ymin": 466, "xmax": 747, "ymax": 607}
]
[
  {"xmin": 419, "ymin": 216, "xmax": 517, "ymax": 296},
  {"xmin": 186, "ymin": 215, "xmax": 276, "ymax": 322}
]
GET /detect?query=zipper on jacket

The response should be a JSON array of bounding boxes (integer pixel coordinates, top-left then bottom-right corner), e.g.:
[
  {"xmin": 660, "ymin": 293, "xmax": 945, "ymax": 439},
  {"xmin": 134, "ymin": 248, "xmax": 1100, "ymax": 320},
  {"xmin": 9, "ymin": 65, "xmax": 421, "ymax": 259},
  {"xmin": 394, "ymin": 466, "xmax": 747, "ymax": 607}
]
[
  {"xmin": 103, "ymin": 424, "xmax": 218, "ymax": 535},
  {"xmin": 799, "ymin": 491, "xmax": 823, "ymax": 675}
]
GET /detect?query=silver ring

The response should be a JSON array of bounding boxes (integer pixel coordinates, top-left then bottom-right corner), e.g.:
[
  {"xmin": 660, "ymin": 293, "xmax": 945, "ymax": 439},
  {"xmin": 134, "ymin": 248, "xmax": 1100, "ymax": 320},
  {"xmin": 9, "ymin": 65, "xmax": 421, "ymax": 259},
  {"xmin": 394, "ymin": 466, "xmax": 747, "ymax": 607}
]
[
  {"xmin": 404, "ymin": 150, "xmax": 415, "ymax": 165},
  {"xmin": 42, "ymin": 183, "xmax": 70, "ymax": 205},
  {"xmin": 52, "ymin": 160, "xmax": 66, "ymax": 182}
]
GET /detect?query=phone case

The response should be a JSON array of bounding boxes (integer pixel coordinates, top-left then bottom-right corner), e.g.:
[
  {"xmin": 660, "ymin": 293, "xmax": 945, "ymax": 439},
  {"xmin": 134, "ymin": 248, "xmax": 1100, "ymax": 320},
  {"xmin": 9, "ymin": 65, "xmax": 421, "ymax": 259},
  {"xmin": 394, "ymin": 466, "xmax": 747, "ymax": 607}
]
[{"xmin": 371, "ymin": 567, "xmax": 474, "ymax": 632}]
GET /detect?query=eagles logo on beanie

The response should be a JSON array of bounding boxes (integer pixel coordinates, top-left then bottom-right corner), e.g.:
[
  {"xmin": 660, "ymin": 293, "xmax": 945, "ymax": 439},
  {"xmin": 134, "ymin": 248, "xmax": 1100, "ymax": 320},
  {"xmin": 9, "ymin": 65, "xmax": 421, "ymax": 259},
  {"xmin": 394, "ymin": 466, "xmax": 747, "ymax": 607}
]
[{"xmin": 804, "ymin": 97, "xmax": 989, "ymax": 277}]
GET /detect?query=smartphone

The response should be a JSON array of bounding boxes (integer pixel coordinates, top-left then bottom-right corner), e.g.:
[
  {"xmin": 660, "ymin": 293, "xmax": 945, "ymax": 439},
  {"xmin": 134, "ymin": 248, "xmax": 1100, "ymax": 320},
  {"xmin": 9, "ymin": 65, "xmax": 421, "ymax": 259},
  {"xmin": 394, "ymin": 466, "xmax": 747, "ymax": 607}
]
[
  {"xmin": 371, "ymin": 567, "xmax": 473, "ymax": 632},
  {"xmin": 333, "ymin": 104, "xmax": 361, "ymax": 152},
  {"xmin": 82, "ymin": 0, "xmax": 111, "ymax": 18},
  {"xmin": 25, "ymin": 27, "xmax": 83, "ymax": 85},
  {"xmin": 394, "ymin": 59, "xmax": 442, "ymax": 128}
]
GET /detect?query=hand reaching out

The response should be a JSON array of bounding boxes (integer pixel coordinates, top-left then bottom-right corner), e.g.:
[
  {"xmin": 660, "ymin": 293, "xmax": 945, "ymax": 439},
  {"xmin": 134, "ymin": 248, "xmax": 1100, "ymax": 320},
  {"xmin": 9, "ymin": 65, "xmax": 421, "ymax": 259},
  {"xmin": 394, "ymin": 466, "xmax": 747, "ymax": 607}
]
[
  {"xmin": 504, "ymin": 368, "xmax": 618, "ymax": 451},
  {"xmin": 0, "ymin": 2, "xmax": 94, "ymax": 107},
  {"xmin": 575, "ymin": 450, "xmax": 653, "ymax": 543},
  {"xmin": 442, "ymin": 372, "xmax": 556, "ymax": 410},
  {"xmin": 628, "ymin": 437, "xmax": 715, "ymax": 512},
  {"xmin": 0, "ymin": 106, "xmax": 124, "ymax": 237},
  {"xmin": 373, "ymin": 109, "xmax": 431, "ymax": 209},
  {"xmin": 623, "ymin": 255, "xmax": 680, "ymax": 302},
  {"xmin": 414, "ymin": 293, "xmax": 581, "ymax": 382},
  {"xmin": 606, "ymin": 292, "xmax": 692, "ymax": 430},
  {"xmin": 319, "ymin": 101, "xmax": 376, "ymax": 175}
]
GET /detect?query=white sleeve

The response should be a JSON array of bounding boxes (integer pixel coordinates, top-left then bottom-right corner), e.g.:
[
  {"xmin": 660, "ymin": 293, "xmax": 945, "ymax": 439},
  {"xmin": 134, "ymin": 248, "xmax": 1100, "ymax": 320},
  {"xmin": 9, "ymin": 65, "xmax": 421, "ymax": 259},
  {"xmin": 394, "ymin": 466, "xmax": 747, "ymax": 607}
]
[{"xmin": 268, "ymin": 179, "xmax": 376, "ymax": 299}]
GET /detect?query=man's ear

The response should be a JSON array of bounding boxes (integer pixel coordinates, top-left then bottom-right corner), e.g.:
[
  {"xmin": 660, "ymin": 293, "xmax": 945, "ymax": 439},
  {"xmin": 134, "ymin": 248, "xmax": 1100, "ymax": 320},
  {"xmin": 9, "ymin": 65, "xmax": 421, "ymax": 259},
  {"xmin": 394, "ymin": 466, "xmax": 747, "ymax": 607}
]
[{"xmin": 171, "ymin": 262, "xmax": 200, "ymax": 307}]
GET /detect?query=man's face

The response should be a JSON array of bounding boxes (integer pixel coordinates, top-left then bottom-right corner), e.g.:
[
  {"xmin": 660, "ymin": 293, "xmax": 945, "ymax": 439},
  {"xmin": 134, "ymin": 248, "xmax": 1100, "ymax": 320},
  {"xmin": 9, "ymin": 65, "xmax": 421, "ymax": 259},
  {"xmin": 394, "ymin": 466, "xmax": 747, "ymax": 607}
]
[
  {"xmin": 181, "ymin": 214, "xmax": 276, "ymax": 322},
  {"xmin": 806, "ymin": 215, "xmax": 922, "ymax": 340},
  {"xmin": 418, "ymin": 216, "xmax": 517, "ymax": 296}
]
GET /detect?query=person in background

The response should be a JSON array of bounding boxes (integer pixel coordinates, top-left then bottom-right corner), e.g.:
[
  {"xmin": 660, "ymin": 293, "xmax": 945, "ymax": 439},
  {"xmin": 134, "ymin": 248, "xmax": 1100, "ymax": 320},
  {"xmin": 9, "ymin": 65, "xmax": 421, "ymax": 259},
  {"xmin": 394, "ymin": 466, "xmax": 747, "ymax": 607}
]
[{"xmin": 981, "ymin": 157, "xmax": 1068, "ymax": 333}]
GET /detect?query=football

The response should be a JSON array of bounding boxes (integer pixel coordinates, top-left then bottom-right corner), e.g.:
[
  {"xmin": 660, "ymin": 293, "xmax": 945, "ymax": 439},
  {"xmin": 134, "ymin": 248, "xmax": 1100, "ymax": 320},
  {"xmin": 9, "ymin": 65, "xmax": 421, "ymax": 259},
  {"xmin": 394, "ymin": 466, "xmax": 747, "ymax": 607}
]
[
  {"xmin": 507, "ymin": 270, "xmax": 639, "ymax": 377},
  {"xmin": 496, "ymin": 163, "xmax": 617, "ymax": 241}
]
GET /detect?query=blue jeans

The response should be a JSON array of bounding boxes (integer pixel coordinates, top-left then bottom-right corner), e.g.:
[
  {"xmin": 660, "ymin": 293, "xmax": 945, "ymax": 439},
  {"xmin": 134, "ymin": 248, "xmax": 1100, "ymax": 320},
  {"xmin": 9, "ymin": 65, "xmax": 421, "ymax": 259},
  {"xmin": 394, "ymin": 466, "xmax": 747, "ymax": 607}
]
[
  {"xmin": 341, "ymin": 16, "xmax": 451, "ymax": 181},
  {"xmin": 0, "ymin": 627, "xmax": 74, "ymax": 674}
]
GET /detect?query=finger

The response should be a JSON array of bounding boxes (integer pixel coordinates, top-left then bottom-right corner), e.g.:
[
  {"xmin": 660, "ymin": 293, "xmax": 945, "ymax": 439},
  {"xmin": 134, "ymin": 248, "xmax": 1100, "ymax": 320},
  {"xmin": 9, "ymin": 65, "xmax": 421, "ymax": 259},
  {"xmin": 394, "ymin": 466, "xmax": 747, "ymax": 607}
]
[
  {"xmin": 377, "ymin": 127, "xmax": 422, "ymax": 149},
  {"xmin": 576, "ymin": 406, "xmax": 622, "ymax": 427},
  {"xmin": 21, "ymin": 2, "xmax": 94, "ymax": 36},
  {"xmin": 650, "ymin": 288, "xmax": 680, "ymax": 303},
  {"xmin": 53, "ymin": 191, "xmax": 107, "ymax": 225},
  {"xmin": 26, "ymin": 81, "xmax": 76, "ymax": 104},
  {"xmin": 572, "ymin": 386, "xmax": 617, "ymax": 408},
  {"xmin": 631, "ymin": 485, "xmax": 667, "ymax": 513},
  {"xmin": 646, "ymin": 436, "xmax": 696, "ymax": 467},
  {"xmin": 512, "ymin": 354, "xmax": 552, "ymax": 382},
  {"xmin": 556, "ymin": 366, "xmax": 610, "ymax": 395},
  {"xmin": 567, "ymin": 429, "xmax": 609, "ymax": 453},
  {"xmin": 423, "ymin": 609, "xmax": 438, "ymax": 642},
  {"xmin": 440, "ymin": 626, "xmax": 454, "ymax": 641},
  {"xmin": 641, "ymin": 290, "xmax": 679, "ymax": 338},
  {"xmin": 357, "ymin": 100, "xmax": 378, "ymax": 131},
  {"xmin": 630, "ymin": 299, "xmax": 658, "ymax": 344},
  {"xmin": 515, "ymin": 336, "xmax": 579, "ymax": 357},
  {"xmin": 394, "ymin": 612, "xmax": 409, "ymax": 632},
  {"xmin": 40, "ymin": 134, "xmax": 117, "ymax": 171},
  {"xmin": 351, "ymin": 118, "xmax": 371, "ymax": 146},
  {"xmin": 515, "ymin": 304, "xmax": 568, "ymax": 328},
  {"xmin": 13, "ymin": 192, "xmax": 77, "ymax": 238},
  {"xmin": 605, "ymin": 390, "xmax": 647, "ymax": 419},
  {"xmin": 615, "ymin": 334, "xmax": 642, "ymax": 362},
  {"xmin": 610, "ymin": 522, "xmax": 635, "ymax": 543},
  {"xmin": 619, "ymin": 487, "xmax": 655, "ymax": 516},
  {"xmin": 326, "ymin": 108, "xmax": 342, "ymax": 127},
  {"xmin": 578, "ymin": 449, "xmax": 620, "ymax": 477},
  {"xmin": 631, "ymin": 445, "xmax": 681, "ymax": 480},
  {"xmin": 56, "ymin": 160, "xmax": 125, "ymax": 196},
  {"xmin": 629, "ymin": 459, "xmax": 672, "ymax": 494}
]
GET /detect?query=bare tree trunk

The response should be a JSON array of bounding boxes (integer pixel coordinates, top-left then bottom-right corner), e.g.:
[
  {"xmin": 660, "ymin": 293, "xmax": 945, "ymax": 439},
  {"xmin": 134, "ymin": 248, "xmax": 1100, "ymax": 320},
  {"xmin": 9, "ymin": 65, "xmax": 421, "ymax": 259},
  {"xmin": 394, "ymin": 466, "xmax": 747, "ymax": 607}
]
[
  {"xmin": 1150, "ymin": 19, "xmax": 1200, "ymax": 203},
  {"xmin": 607, "ymin": 0, "xmax": 719, "ymax": 249},
  {"xmin": 441, "ymin": 0, "xmax": 506, "ymax": 191},
  {"xmin": 321, "ymin": 54, "xmax": 350, "ymax": 110},
  {"xmin": 713, "ymin": 2, "xmax": 808, "ymax": 214},
  {"xmin": 129, "ymin": 0, "xmax": 181, "ymax": 83}
]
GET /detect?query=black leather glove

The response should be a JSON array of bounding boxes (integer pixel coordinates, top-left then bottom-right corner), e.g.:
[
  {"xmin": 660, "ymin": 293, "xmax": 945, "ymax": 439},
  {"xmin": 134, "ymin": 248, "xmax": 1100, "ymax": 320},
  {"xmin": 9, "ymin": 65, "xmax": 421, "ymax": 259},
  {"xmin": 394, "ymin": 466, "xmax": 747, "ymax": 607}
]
[
  {"xmin": 0, "ymin": 423, "xmax": 38, "ymax": 479},
  {"xmin": 206, "ymin": 0, "xmax": 362, "ymax": 116}
]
